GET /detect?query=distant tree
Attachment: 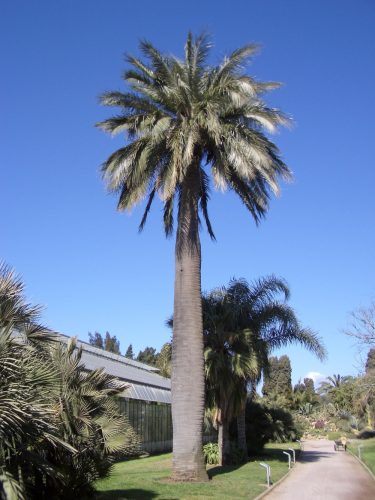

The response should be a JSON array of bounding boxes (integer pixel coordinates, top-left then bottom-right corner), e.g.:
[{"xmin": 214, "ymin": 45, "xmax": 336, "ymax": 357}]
[
  {"xmin": 344, "ymin": 302, "xmax": 375, "ymax": 347},
  {"xmin": 88, "ymin": 331, "xmax": 104, "ymax": 349},
  {"xmin": 365, "ymin": 348, "xmax": 375, "ymax": 374},
  {"xmin": 293, "ymin": 377, "xmax": 316, "ymax": 407},
  {"xmin": 156, "ymin": 342, "xmax": 172, "ymax": 378},
  {"xmin": 137, "ymin": 346, "xmax": 158, "ymax": 366},
  {"xmin": 294, "ymin": 378, "xmax": 313, "ymax": 394},
  {"xmin": 318, "ymin": 374, "xmax": 356, "ymax": 412},
  {"xmin": 262, "ymin": 355, "xmax": 293, "ymax": 402},
  {"xmin": 330, "ymin": 379, "xmax": 356, "ymax": 412},
  {"xmin": 125, "ymin": 344, "xmax": 134, "ymax": 359},
  {"xmin": 104, "ymin": 331, "xmax": 121, "ymax": 354},
  {"xmin": 359, "ymin": 353, "xmax": 375, "ymax": 427},
  {"xmin": 88, "ymin": 331, "xmax": 120, "ymax": 354},
  {"xmin": 319, "ymin": 374, "xmax": 348, "ymax": 393},
  {"xmin": 304, "ymin": 377, "xmax": 315, "ymax": 392},
  {"xmin": 293, "ymin": 379, "xmax": 305, "ymax": 393}
]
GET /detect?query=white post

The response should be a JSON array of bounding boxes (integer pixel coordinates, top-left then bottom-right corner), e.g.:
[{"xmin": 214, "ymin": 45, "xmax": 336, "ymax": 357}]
[
  {"xmin": 259, "ymin": 462, "xmax": 272, "ymax": 486},
  {"xmin": 283, "ymin": 451, "xmax": 292, "ymax": 469},
  {"xmin": 296, "ymin": 439, "xmax": 303, "ymax": 450},
  {"xmin": 358, "ymin": 445, "xmax": 363, "ymax": 460},
  {"xmin": 288, "ymin": 448, "xmax": 296, "ymax": 464}
]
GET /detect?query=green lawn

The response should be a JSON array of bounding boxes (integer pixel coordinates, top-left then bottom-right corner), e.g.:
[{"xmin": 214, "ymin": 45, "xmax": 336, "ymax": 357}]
[
  {"xmin": 95, "ymin": 443, "xmax": 300, "ymax": 499},
  {"xmin": 327, "ymin": 431, "xmax": 355, "ymax": 441},
  {"xmin": 348, "ymin": 438, "xmax": 375, "ymax": 476}
]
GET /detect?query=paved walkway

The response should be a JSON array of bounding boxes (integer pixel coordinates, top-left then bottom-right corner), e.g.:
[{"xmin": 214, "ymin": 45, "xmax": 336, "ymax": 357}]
[{"xmin": 264, "ymin": 439, "xmax": 375, "ymax": 500}]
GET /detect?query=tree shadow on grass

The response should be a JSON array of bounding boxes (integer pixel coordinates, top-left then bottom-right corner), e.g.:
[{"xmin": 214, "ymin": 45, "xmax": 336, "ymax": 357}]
[
  {"xmin": 96, "ymin": 488, "xmax": 159, "ymax": 499},
  {"xmin": 257, "ymin": 448, "xmax": 298, "ymax": 463},
  {"xmin": 208, "ymin": 463, "xmax": 246, "ymax": 478}
]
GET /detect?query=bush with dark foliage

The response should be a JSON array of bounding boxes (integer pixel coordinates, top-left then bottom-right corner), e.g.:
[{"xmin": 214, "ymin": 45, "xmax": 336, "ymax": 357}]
[{"xmin": 244, "ymin": 400, "xmax": 301, "ymax": 454}]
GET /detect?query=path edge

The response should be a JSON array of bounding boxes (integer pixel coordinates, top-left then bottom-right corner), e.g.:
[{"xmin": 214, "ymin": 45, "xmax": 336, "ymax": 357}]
[
  {"xmin": 347, "ymin": 448, "xmax": 375, "ymax": 482},
  {"xmin": 253, "ymin": 455, "xmax": 301, "ymax": 500}
]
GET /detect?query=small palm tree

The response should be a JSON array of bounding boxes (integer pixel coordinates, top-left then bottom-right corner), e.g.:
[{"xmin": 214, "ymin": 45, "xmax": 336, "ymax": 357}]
[
  {"xmin": 156, "ymin": 341, "xmax": 172, "ymax": 378},
  {"xmin": 97, "ymin": 33, "xmax": 291, "ymax": 480},
  {"xmin": 0, "ymin": 264, "xmax": 140, "ymax": 498},
  {"xmin": 0, "ymin": 264, "xmax": 71, "ymax": 499},
  {"xmin": 318, "ymin": 374, "xmax": 349, "ymax": 395},
  {"xmin": 202, "ymin": 276, "xmax": 326, "ymax": 462},
  {"xmin": 47, "ymin": 338, "xmax": 140, "ymax": 497},
  {"xmin": 204, "ymin": 330, "xmax": 265, "ymax": 464}
]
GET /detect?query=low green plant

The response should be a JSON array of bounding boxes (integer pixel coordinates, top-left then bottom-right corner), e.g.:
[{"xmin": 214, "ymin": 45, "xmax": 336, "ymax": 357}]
[{"xmin": 203, "ymin": 442, "xmax": 219, "ymax": 465}]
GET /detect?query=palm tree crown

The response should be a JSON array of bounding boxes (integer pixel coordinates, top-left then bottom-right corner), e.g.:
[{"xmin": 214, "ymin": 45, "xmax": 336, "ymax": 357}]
[{"xmin": 97, "ymin": 33, "xmax": 291, "ymax": 242}]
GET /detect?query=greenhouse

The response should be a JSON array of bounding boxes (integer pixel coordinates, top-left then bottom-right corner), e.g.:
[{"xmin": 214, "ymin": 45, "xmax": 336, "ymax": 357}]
[{"xmin": 59, "ymin": 334, "xmax": 172, "ymax": 453}]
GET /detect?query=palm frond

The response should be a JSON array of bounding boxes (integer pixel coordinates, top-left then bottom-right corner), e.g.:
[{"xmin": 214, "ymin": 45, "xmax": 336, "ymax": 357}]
[
  {"xmin": 163, "ymin": 196, "xmax": 174, "ymax": 237},
  {"xmin": 139, "ymin": 39, "xmax": 173, "ymax": 81},
  {"xmin": 138, "ymin": 187, "xmax": 156, "ymax": 232},
  {"xmin": 216, "ymin": 44, "xmax": 259, "ymax": 78},
  {"xmin": 199, "ymin": 167, "xmax": 215, "ymax": 240}
]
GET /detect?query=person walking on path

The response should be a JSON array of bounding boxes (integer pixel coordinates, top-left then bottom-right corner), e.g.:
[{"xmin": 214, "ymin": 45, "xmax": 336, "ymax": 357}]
[{"xmin": 265, "ymin": 439, "xmax": 375, "ymax": 499}]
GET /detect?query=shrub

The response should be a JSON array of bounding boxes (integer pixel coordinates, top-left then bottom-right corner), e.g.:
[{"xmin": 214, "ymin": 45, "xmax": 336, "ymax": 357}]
[
  {"xmin": 358, "ymin": 430, "xmax": 375, "ymax": 440},
  {"xmin": 245, "ymin": 400, "xmax": 301, "ymax": 454},
  {"xmin": 203, "ymin": 442, "xmax": 219, "ymax": 465},
  {"xmin": 314, "ymin": 420, "xmax": 325, "ymax": 429}
]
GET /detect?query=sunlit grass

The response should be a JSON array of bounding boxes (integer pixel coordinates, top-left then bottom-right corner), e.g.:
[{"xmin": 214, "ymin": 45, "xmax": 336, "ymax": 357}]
[{"xmin": 348, "ymin": 437, "xmax": 375, "ymax": 475}]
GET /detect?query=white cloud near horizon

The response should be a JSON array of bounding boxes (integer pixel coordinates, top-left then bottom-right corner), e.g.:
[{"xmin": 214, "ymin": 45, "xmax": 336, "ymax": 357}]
[{"xmin": 304, "ymin": 371, "xmax": 327, "ymax": 386}]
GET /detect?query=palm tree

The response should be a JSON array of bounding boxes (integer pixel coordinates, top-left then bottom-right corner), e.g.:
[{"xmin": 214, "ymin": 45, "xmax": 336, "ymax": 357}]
[
  {"xmin": 0, "ymin": 263, "xmax": 71, "ymax": 498},
  {"xmin": 318, "ymin": 374, "xmax": 346, "ymax": 396},
  {"xmin": 203, "ymin": 287, "xmax": 266, "ymax": 464},
  {"xmin": 47, "ymin": 338, "xmax": 140, "ymax": 497},
  {"xmin": 156, "ymin": 341, "xmax": 172, "ymax": 378},
  {"xmin": 97, "ymin": 33, "xmax": 291, "ymax": 480},
  {"xmin": 203, "ymin": 276, "xmax": 326, "ymax": 461},
  {"xmin": 328, "ymin": 374, "xmax": 347, "ymax": 388},
  {"xmin": 0, "ymin": 264, "xmax": 140, "ymax": 498}
]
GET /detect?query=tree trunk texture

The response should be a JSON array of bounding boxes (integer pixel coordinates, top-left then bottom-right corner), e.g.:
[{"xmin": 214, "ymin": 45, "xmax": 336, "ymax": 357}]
[
  {"xmin": 236, "ymin": 408, "xmax": 248, "ymax": 462},
  {"xmin": 218, "ymin": 421, "xmax": 230, "ymax": 466},
  {"xmin": 171, "ymin": 165, "xmax": 208, "ymax": 482}
]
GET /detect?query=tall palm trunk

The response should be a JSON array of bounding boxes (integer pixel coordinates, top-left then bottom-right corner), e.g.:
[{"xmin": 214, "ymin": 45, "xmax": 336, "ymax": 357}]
[
  {"xmin": 172, "ymin": 165, "xmax": 208, "ymax": 482},
  {"xmin": 236, "ymin": 407, "xmax": 248, "ymax": 462},
  {"xmin": 218, "ymin": 421, "xmax": 230, "ymax": 466},
  {"xmin": 237, "ymin": 385, "xmax": 254, "ymax": 462}
]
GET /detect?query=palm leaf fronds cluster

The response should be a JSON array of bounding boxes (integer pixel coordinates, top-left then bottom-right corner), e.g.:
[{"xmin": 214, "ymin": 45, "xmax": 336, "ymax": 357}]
[
  {"xmin": 97, "ymin": 33, "xmax": 292, "ymax": 240},
  {"xmin": 0, "ymin": 264, "xmax": 140, "ymax": 499}
]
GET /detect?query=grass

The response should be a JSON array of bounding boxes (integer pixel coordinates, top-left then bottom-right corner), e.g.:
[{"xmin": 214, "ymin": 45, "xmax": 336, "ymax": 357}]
[
  {"xmin": 347, "ymin": 437, "xmax": 375, "ymax": 476},
  {"xmin": 264, "ymin": 442, "xmax": 300, "ymax": 451},
  {"xmin": 95, "ymin": 443, "xmax": 300, "ymax": 499},
  {"xmin": 327, "ymin": 431, "xmax": 355, "ymax": 441}
]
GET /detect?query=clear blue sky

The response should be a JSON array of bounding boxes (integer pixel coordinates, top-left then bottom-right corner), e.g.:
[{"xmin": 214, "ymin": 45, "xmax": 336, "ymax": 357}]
[{"xmin": 1, "ymin": 0, "xmax": 374, "ymax": 385}]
